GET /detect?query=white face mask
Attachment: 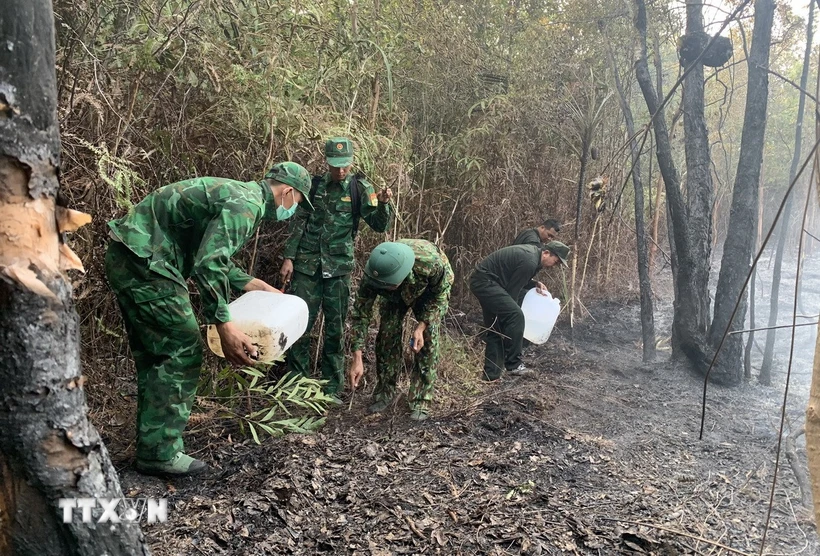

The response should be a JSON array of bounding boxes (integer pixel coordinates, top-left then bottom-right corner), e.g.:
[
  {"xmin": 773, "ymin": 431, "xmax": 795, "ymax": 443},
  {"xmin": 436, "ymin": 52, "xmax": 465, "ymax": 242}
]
[{"xmin": 276, "ymin": 188, "xmax": 298, "ymax": 220}]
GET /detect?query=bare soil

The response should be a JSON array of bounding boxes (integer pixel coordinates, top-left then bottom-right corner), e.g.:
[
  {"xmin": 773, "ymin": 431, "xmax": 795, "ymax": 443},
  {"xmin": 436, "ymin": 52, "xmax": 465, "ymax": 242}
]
[{"xmin": 99, "ymin": 295, "xmax": 819, "ymax": 556}]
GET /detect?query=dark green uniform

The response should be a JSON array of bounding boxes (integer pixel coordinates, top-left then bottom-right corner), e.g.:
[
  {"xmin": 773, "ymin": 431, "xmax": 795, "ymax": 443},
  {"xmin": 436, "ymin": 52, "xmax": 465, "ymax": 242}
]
[
  {"xmin": 512, "ymin": 227, "xmax": 543, "ymax": 305},
  {"xmin": 349, "ymin": 240, "xmax": 453, "ymax": 410},
  {"xmin": 469, "ymin": 244, "xmax": 542, "ymax": 381},
  {"xmin": 284, "ymin": 174, "xmax": 391, "ymax": 393},
  {"xmin": 513, "ymin": 227, "xmax": 542, "ymax": 247},
  {"xmin": 106, "ymin": 177, "xmax": 278, "ymax": 461}
]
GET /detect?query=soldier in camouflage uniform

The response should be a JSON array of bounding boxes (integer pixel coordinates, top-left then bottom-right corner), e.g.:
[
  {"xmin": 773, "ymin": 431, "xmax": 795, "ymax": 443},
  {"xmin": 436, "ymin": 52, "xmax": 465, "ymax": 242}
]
[
  {"xmin": 347, "ymin": 239, "xmax": 453, "ymax": 421},
  {"xmin": 105, "ymin": 162, "xmax": 313, "ymax": 477},
  {"xmin": 281, "ymin": 137, "xmax": 392, "ymax": 401}
]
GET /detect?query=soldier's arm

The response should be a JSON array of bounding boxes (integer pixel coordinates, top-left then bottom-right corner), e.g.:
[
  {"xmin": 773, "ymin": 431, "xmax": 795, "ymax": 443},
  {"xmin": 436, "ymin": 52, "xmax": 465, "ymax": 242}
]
[
  {"xmin": 282, "ymin": 205, "xmax": 308, "ymax": 260},
  {"xmin": 349, "ymin": 281, "xmax": 379, "ymax": 352},
  {"xmin": 507, "ymin": 261, "xmax": 539, "ymax": 298},
  {"xmin": 190, "ymin": 200, "xmax": 261, "ymax": 323},
  {"xmin": 358, "ymin": 178, "xmax": 392, "ymax": 233},
  {"xmin": 226, "ymin": 266, "xmax": 254, "ymax": 292}
]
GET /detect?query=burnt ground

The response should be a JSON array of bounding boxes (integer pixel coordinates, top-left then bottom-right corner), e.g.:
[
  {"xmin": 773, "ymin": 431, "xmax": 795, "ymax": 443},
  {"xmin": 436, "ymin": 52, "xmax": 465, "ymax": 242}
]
[{"xmin": 103, "ymin": 295, "xmax": 820, "ymax": 556}]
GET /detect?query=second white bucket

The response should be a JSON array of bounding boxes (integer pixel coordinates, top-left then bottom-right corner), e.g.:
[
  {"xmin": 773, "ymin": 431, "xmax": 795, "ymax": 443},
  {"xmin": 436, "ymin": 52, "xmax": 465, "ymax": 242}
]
[
  {"xmin": 206, "ymin": 291, "xmax": 309, "ymax": 363},
  {"xmin": 522, "ymin": 288, "xmax": 560, "ymax": 345}
]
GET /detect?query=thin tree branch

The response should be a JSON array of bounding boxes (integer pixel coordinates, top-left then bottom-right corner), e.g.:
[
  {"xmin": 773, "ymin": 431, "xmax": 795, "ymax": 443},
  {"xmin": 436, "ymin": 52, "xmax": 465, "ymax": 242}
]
[{"xmin": 729, "ymin": 321, "xmax": 818, "ymax": 335}]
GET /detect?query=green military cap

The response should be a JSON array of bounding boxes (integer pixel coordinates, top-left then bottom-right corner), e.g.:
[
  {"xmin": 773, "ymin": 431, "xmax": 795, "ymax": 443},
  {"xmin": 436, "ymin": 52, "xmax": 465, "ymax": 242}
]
[
  {"xmin": 265, "ymin": 161, "xmax": 314, "ymax": 210},
  {"xmin": 544, "ymin": 240, "xmax": 570, "ymax": 267},
  {"xmin": 364, "ymin": 241, "xmax": 415, "ymax": 288},
  {"xmin": 325, "ymin": 137, "xmax": 354, "ymax": 168}
]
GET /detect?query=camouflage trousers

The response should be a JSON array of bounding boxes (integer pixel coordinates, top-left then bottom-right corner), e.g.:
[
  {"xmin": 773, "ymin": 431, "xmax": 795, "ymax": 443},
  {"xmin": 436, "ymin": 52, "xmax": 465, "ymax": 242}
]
[
  {"xmin": 287, "ymin": 269, "xmax": 350, "ymax": 394},
  {"xmin": 105, "ymin": 241, "xmax": 201, "ymax": 462},
  {"xmin": 374, "ymin": 299, "xmax": 441, "ymax": 411}
]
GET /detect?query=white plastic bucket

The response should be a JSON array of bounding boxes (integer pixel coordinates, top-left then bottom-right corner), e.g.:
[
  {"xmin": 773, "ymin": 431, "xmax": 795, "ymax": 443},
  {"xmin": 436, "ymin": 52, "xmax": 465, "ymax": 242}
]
[
  {"xmin": 206, "ymin": 291, "xmax": 309, "ymax": 363},
  {"xmin": 522, "ymin": 288, "xmax": 560, "ymax": 345}
]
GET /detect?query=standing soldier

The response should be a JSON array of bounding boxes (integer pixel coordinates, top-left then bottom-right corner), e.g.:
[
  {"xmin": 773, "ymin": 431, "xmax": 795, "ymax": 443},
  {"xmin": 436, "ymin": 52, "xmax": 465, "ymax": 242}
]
[
  {"xmin": 347, "ymin": 240, "xmax": 453, "ymax": 421},
  {"xmin": 281, "ymin": 137, "xmax": 392, "ymax": 403},
  {"xmin": 512, "ymin": 218, "xmax": 562, "ymax": 247},
  {"xmin": 470, "ymin": 241, "xmax": 570, "ymax": 381},
  {"xmin": 105, "ymin": 162, "xmax": 313, "ymax": 477}
]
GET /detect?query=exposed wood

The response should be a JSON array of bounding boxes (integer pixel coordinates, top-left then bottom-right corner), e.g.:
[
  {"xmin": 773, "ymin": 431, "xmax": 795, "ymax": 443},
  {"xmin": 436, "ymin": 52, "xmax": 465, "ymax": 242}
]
[{"xmin": 0, "ymin": 1, "xmax": 148, "ymax": 553}]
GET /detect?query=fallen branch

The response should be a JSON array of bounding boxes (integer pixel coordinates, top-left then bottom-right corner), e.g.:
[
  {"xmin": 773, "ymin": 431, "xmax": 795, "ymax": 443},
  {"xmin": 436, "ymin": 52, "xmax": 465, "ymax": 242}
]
[
  {"xmin": 784, "ymin": 426, "xmax": 812, "ymax": 508},
  {"xmin": 599, "ymin": 517, "xmax": 753, "ymax": 556}
]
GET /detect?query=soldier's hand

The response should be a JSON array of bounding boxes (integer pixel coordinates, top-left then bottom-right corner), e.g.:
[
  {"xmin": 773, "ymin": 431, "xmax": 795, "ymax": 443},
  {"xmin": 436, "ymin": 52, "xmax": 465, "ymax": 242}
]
[
  {"xmin": 377, "ymin": 187, "xmax": 393, "ymax": 204},
  {"xmin": 535, "ymin": 281, "xmax": 548, "ymax": 296},
  {"xmin": 349, "ymin": 352, "xmax": 365, "ymax": 389},
  {"xmin": 280, "ymin": 259, "xmax": 294, "ymax": 287},
  {"xmin": 216, "ymin": 322, "xmax": 257, "ymax": 366},
  {"xmin": 258, "ymin": 280, "xmax": 281, "ymax": 293},
  {"xmin": 411, "ymin": 323, "xmax": 426, "ymax": 353},
  {"xmin": 243, "ymin": 278, "xmax": 281, "ymax": 293}
]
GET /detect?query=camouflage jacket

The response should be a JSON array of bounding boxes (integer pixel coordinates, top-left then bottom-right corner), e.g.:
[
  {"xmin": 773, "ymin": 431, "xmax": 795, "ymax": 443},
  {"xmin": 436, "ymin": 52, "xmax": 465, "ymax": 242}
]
[
  {"xmin": 283, "ymin": 173, "xmax": 391, "ymax": 278},
  {"xmin": 350, "ymin": 239, "xmax": 453, "ymax": 351},
  {"xmin": 108, "ymin": 177, "xmax": 277, "ymax": 324},
  {"xmin": 513, "ymin": 228, "xmax": 541, "ymax": 247}
]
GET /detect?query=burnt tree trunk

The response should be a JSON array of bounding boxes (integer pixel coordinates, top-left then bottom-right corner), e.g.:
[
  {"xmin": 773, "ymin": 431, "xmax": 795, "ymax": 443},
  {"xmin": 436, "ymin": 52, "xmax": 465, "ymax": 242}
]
[
  {"xmin": 0, "ymin": 1, "xmax": 148, "ymax": 554},
  {"xmin": 633, "ymin": 0, "xmax": 696, "ymax": 358},
  {"xmin": 680, "ymin": 0, "xmax": 715, "ymax": 356},
  {"xmin": 760, "ymin": 0, "xmax": 814, "ymax": 385},
  {"xmin": 603, "ymin": 33, "xmax": 656, "ymax": 362},
  {"xmin": 708, "ymin": 0, "xmax": 775, "ymax": 386}
]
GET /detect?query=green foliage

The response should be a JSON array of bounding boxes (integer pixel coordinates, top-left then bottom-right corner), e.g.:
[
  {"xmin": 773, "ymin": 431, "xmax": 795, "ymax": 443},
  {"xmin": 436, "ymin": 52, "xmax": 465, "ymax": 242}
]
[
  {"xmin": 57, "ymin": 0, "xmax": 811, "ymax": 345},
  {"xmin": 198, "ymin": 367, "xmax": 332, "ymax": 443}
]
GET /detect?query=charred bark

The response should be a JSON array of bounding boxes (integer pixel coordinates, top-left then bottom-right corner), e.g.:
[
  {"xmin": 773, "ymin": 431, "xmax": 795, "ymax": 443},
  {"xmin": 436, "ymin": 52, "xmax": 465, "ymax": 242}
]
[
  {"xmin": 633, "ymin": 0, "xmax": 703, "ymax": 360},
  {"xmin": 708, "ymin": 0, "xmax": 775, "ymax": 386},
  {"xmin": 0, "ymin": 1, "xmax": 148, "ymax": 554},
  {"xmin": 760, "ymin": 0, "xmax": 815, "ymax": 385},
  {"xmin": 680, "ymin": 0, "xmax": 714, "ymax": 357}
]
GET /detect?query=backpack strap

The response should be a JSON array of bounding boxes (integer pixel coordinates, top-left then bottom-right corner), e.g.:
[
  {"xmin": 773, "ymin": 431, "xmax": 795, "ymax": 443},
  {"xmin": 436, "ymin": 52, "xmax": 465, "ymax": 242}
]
[
  {"xmin": 348, "ymin": 174, "xmax": 363, "ymax": 240},
  {"xmin": 309, "ymin": 175, "xmax": 323, "ymax": 205}
]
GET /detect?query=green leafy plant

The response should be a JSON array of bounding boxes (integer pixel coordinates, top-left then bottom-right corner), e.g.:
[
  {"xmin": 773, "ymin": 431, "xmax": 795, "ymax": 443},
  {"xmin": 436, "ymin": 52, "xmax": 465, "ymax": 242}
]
[{"xmin": 196, "ymin": 367, "xmax": 332, "ymax": 444}]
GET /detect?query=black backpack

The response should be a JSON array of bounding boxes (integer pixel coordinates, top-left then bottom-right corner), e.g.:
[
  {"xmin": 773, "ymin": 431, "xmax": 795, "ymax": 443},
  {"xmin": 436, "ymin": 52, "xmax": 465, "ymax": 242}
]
[{"xmin": 309, "ymin": 173, "xmax": 363, "ymax": 239}]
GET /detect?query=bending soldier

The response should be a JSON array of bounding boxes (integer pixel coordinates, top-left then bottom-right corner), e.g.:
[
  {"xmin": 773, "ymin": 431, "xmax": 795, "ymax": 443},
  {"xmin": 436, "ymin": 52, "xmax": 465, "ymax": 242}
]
[
  {"xmin": 105, "ymin": 162, "xmax": 313, "ymax": 477},
  {"xmin": 347, "ymin": 240, "xmax": 453, "ymax": 421},
  {"xmin": 470, "ymin": 241, "xmax": 569, "ymax": 381},
  {"xmin": 281, "ymin": 137, "xmax": 392, "ymax": 402}
]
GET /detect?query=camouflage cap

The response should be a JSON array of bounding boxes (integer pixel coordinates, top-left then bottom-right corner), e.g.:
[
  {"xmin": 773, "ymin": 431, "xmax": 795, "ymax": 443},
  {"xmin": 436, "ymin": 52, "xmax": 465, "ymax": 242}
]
[
  {"xmin": 264, "ymin": 161, "xmax": 314, "ymax": 210},
  {"xmin": 325, "ymin": 137, "xmax": 354, "ymax": 168},
  {"xmin": 544, "ymin": 240, "xmax": 570, "ymax": 267},
  {"xmin": 364, "ymin": 242, "xmax": 415, "ymax": 288}
]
